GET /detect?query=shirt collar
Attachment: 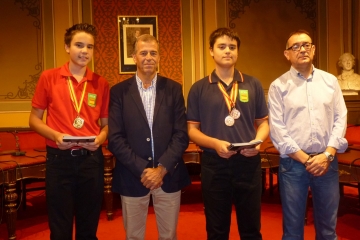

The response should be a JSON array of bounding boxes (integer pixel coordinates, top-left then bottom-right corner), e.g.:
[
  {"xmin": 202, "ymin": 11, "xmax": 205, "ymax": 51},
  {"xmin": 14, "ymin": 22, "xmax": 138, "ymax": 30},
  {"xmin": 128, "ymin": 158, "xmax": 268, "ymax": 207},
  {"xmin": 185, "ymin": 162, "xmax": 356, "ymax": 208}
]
[
  {"xmin": 60, "ymin": 62, "xmax": 94, "ymax": 82},
  {"xmin": 208, "ymin": 69, "xmax": 243, "ymax": 84},
  {"xmin": 290, "ymin": 65, "xmax": 315, "ymax": 81},
  {"xmin": 135, "ymin": 73, "xmax": 157, "ymax": 89}
]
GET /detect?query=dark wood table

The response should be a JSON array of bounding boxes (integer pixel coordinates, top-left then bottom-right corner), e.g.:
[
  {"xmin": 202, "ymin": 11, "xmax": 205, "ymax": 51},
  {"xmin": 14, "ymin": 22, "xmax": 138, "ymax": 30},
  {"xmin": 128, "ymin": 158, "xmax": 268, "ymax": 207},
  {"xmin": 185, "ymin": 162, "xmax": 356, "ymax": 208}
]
[
  {"xmin": 259, "ymin": 141, "xmax": 279, "ymax": 195},
  {"xmin": 0, "ymin": 150, "xmax": 46, "ymax": 240},
  {"xmin": 0, "ymin": 147, "xmax": 115, "ymax": 240},
  {"xmin": 336, "ymin": 149, "xmax": 360, "ymax": 198},
  {"xmin": 0, "ymin": 161, "xmax": 18, "ymax": 240},
  {"xmin": 102, "ymin": 147, "xmax": 115, "ymax": 220}
]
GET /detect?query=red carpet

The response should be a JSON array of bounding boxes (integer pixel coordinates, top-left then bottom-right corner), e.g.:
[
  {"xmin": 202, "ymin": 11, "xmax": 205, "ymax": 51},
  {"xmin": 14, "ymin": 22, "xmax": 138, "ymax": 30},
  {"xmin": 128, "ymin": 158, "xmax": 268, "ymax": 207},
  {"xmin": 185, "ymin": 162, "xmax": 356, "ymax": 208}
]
[{"xmin": 1, "ymin": 175, "xmax": 360, "ymax": 239}]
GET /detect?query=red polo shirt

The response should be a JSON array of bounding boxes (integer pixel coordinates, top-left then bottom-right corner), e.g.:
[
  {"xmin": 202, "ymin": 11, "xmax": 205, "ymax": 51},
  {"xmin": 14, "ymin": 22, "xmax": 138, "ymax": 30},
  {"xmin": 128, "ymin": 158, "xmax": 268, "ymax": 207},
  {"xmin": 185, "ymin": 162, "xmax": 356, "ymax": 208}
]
[{"xmin": 32, "ymin": 62, "xmax": 110, "ymax": 148}]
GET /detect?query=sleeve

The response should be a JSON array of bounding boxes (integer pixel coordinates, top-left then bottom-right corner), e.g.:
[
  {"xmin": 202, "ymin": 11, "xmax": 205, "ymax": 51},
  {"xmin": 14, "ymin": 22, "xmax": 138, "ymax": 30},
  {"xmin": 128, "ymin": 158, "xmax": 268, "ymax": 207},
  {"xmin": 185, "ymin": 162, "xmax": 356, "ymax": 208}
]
[
  {"xmin": 32, "ymin": 72, "xmax": 49, "ymax": 110},
  {"xmin": 268, "ymin": 81, "xmax": 301, "ymax": 155},
  {"xmin": 327, "ymin": 77, "xmax": 348, "ymax": 153},
  {"xmin": 186, "ymin": 81, "xmax": 200, "ymax": 123},
  {"xmin": 254, "ymin": 78, "xmax": 269, "ymax": 119}
]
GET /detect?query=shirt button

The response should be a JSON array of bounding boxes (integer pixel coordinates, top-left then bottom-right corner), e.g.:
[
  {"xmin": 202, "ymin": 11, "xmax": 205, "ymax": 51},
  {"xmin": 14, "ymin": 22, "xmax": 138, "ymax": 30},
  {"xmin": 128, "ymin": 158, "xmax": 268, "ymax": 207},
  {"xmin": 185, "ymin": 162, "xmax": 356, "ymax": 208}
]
[
  {"xmin": 148, "ymin": 157, "xmax": 152, "ymax": 161},
  {"xmin": 146, "ymin": 138, "xmax": 150, "ymax": 142}
]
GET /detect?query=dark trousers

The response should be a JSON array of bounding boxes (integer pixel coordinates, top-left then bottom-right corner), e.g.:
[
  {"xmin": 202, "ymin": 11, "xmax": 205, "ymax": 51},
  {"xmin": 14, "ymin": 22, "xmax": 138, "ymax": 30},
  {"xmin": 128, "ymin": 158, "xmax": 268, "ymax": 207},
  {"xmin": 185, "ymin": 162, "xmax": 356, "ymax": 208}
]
[
  {"xmin": 45, "ymin": 147, "xmax": 104, "ymax": 240},
  {"xmin": 201, "ymin": 151, "xmax": 262, "ymax": 240}
]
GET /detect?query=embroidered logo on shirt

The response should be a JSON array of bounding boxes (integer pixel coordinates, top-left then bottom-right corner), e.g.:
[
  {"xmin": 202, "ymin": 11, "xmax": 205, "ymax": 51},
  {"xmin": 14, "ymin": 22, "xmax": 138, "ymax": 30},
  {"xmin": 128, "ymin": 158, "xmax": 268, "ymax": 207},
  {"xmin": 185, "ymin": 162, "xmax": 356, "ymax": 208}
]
[
  {"xmin": 239, "ymin": 89, "xmax": 249, "ymax": 102},
  {"xmin": 88, "ymin": 93, "xmax": 97, "ymax": 107}
]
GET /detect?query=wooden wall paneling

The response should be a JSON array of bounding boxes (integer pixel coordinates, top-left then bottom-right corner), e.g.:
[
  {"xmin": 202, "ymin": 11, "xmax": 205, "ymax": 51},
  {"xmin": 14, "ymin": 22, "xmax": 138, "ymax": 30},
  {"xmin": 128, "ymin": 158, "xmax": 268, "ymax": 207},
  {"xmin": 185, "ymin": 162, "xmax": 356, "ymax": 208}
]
[
  {"xmin": 0, "ymin": 0, "xmax": 43, "ymax": 126},
  {"xmin": 182, "ymin": 0, "xmax": 195, "ymax": 103},
  {"xmin": 327, "ymin": 0, "xmax": 342, "ymax": 75},
  {"xmin": 353, "ymin": 0, "xmax": 360, "ymax": 74},
  {"xmin": 53, "ymin": 0, "xmax": 72, "ymax": 67},
  {"xmin": 227, "ymin": 0, "xmax": 317, "ymax": 90},
  {"xmin": 203, "ymin": 0, "xmax": 218, "ymax": 75},
  {"xmin": 317, "ymin": 0, "xmax": 328, "ymax": 71},
  {"xmin": 344, "ymin": 96, "xmax": 360, "ymax": 125},
  {"xmin": 181, "ymin": 0, "xmax": 206, "ymax": 104},
  {"xmin": 0, "ymin": 0, "xmax": 91, "ymax": 127}
]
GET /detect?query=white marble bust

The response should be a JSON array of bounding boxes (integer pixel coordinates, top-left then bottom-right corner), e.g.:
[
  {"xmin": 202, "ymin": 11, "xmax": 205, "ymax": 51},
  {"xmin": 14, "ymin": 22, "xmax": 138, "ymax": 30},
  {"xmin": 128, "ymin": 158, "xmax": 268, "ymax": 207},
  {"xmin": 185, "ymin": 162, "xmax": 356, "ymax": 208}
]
[{"xmin": 337, "ymin": 53, "xmax": 360, "ymax": 91}]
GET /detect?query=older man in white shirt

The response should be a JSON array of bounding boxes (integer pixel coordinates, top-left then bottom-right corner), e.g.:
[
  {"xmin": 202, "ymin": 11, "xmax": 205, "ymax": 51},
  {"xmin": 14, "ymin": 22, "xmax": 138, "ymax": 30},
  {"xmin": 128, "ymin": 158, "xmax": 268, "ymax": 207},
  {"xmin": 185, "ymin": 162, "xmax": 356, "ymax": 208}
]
[{"xmin": 268, "ymin": 29, "xmax": 348, "ymax": 240}]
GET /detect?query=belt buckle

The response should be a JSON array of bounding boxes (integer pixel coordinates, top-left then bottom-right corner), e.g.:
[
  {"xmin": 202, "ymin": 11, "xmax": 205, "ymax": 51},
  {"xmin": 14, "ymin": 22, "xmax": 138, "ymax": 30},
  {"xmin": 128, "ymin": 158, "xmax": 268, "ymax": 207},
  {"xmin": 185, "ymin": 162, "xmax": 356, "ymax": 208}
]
[{"xmin": 71, "ymin": 149, "xmax": 80, "ymax": 157}]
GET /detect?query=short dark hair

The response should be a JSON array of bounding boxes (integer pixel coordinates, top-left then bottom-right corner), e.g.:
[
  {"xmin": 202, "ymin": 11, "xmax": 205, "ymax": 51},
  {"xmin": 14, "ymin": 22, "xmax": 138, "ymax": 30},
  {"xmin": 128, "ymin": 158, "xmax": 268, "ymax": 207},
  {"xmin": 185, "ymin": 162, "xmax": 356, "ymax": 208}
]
[
  {"xmin": 209, "ymin": 27, "xmax": 241, "ymax": 49},
  {"xmin": 286, "ymin": 29, "xmax": 312, "ymax": 49},
  {"xmin": 133, "ymin": 34, "xmax": 159, "ymax": 54},
  {"xmin": 64, "ymin": 23, "xmax": 97, "ymax": 46}
]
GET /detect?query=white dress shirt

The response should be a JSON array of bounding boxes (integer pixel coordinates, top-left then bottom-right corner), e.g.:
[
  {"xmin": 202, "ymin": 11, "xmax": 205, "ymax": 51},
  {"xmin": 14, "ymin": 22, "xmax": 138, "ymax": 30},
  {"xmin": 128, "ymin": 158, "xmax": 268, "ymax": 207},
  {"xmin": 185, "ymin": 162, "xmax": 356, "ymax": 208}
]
[{"xmin": 268, "ymin": 66, "xmax": 348, "ymax": 158}]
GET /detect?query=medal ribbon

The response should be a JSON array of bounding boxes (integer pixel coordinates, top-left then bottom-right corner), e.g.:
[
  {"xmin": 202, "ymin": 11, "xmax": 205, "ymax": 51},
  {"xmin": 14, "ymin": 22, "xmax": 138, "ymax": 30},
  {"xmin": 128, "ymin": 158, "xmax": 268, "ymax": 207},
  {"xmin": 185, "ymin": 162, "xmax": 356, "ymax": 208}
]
[
  {"xmin": 67, "ymin": 77, "xmax": 87, "ymax": 116},
  {"xmin": 209, "ymin": 71, "xmax": 244, "ymax": 113},
  {"xmin": 217, "ymin": 81, "xmax": 238, "ymax": 113}
]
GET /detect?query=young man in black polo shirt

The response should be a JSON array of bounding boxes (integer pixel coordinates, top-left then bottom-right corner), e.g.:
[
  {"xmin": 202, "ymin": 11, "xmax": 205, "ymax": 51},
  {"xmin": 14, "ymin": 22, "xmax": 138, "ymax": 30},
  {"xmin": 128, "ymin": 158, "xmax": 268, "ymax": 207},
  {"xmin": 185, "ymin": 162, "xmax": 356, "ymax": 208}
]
[{"xmin": 187, "ymin": 27, "xmax": 269, "ymax": 240}]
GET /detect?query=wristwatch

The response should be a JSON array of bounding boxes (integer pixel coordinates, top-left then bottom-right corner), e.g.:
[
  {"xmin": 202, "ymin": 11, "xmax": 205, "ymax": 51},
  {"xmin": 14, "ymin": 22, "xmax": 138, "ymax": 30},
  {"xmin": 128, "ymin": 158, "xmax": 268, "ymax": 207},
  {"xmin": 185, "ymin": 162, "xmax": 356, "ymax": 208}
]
[
  {"xmin": 158, "ymin": 163, "xmax": 167, "ymax": 171},
  {"xmin": 323, "ymin": 151, "xmax": 334, "ymax": 162}
]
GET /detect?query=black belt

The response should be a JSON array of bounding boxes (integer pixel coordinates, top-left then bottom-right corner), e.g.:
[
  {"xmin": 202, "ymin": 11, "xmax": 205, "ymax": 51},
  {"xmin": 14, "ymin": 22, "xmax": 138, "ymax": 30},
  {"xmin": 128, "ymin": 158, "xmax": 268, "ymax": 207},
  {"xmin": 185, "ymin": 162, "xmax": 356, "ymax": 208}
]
[{"xmin": 46, "ymin": 146, "xmax": 98, "ymax": 157}]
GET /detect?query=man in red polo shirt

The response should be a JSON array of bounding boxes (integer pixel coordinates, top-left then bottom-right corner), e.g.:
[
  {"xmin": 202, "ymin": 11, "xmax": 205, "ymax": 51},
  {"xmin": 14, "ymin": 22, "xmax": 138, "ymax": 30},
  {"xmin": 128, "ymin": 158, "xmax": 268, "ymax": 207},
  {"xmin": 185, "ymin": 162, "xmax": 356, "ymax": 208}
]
[{"xmin": 29, "ymin": 23, "xmax": 109, "ymax": 240}]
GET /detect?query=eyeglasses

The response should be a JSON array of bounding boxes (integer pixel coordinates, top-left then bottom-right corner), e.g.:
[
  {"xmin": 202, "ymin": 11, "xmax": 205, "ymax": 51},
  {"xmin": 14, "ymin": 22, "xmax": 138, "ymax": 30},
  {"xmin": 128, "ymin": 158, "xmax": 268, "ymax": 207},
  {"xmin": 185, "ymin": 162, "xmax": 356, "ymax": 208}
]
[{"xmin": 286, "ymin": 42, "xmax": 313, "ymax": 51}]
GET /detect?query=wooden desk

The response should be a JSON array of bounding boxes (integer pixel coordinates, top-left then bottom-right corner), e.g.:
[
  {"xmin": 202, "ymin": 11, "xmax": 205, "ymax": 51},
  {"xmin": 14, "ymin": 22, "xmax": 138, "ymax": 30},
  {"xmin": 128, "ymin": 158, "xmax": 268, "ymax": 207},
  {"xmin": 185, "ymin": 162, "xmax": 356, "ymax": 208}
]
[
  {"xmin": 337, "ymin": 149, "xmax": 360, "ymax": 199},
  {"xmin": 0, "ymin": 150, "xmax": 46, "ymax": 240},
  {"xmin": 102, "ymin": 147, "xmax": 115, "ymax": 220},
  {"xmin": 0, "ymin": 147, "xmax": 115, "ymax": 240},
  {"xmin": 183, "ymin": 142, "xmax": 202, "ymax": 176},
  {"xmin": 259, "ymin": 141, "xmax": 280, "ymax": 195},
  {"xmin": 0, "ymin": 161, "xmax": 18, "ymax": 240}
]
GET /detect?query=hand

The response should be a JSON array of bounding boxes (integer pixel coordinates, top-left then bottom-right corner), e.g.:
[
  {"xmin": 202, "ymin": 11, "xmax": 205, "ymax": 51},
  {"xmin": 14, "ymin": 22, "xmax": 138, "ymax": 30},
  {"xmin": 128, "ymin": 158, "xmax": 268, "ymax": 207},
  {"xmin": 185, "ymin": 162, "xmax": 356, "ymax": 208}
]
[
  {"xmin": 78, "ymin": 138, "xmax": 100, "ymax": 151},
  {"xmin": 55, "ymin": 133, "xmax": 77, "ymax": 150},
  {"xmin": 240, "ymin": 147, "xmax": 259, "ymax": 157},
  {"xmin": 214, "ymin": 140, "xmax": 237, "ymax": 159},
  {"xmin": 305, "ymin": 154, "xmax": 330, "ymax": 176},
  {"xmin": 239, "ymin": 140, "xmax": 261, "ymax": 157},
  {"xmin": 140, "ymin": 167, "xmax": 166, "ymax": 190}
]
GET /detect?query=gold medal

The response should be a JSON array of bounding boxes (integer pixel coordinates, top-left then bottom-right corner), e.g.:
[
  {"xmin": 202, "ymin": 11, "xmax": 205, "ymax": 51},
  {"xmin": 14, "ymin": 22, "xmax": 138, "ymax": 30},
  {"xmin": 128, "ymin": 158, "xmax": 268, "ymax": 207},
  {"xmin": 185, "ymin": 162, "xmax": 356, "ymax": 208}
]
[
  {"xmin": 67, "ymin": 77, "xmax": 87, "ymax": 129},
  {"xmin": 225, "ymin": 115, "xmax": 235, "ymax": 126},
  {"xmin": 230, "ymin": 108, "xmax": 240, "ymax": 119},
  {"xmin": 73, "ymin": 116, "xmax": 84, "ymax": 129}
]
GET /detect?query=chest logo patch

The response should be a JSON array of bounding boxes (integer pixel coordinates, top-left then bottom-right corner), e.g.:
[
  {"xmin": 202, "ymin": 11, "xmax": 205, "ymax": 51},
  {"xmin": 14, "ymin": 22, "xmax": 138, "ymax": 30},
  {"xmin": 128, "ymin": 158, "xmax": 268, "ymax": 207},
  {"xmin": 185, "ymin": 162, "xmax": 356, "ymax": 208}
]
[
  {"xmin": 88, "ymin": 93, "xmax": 97, "ymax": 107},
  {"xmin": 239, "ymin": 89, "xmax": 249, "ymax": 102}
]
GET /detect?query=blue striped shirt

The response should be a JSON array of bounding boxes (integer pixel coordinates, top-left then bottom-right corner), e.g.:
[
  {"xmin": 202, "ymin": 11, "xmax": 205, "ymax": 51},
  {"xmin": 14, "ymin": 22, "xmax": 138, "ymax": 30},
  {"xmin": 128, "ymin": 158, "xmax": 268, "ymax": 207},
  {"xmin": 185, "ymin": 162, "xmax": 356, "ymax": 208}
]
[{"xmin": 136, "ymin": 73, "xmax": 157, "ymax": 159}]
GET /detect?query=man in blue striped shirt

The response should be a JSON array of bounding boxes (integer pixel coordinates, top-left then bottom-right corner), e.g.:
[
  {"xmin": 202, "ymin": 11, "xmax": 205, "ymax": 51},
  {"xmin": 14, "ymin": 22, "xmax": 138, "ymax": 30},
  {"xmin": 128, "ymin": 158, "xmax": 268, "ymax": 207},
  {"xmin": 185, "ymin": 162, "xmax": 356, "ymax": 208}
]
[{"xmin": 108, "ymin": 34, "xmax": 190, "ymax": 240}]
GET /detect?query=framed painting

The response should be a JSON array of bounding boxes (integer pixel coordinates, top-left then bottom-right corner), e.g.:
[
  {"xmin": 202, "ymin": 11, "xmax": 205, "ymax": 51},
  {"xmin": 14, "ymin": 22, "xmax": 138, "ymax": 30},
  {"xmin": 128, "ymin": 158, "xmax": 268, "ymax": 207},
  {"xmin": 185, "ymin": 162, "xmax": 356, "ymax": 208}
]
[{"xmin": 118, "ymin": 15, "xmax": 158, "ymax": 74}]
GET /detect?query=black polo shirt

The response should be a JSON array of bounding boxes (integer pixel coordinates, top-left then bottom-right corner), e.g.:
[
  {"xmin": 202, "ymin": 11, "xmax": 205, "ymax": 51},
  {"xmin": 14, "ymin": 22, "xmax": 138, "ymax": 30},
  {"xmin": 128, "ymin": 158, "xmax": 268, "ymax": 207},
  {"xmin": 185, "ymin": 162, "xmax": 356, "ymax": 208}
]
[{"xmin": 187, "ymin": 69, "xmax": 268, "ymax": 153}]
